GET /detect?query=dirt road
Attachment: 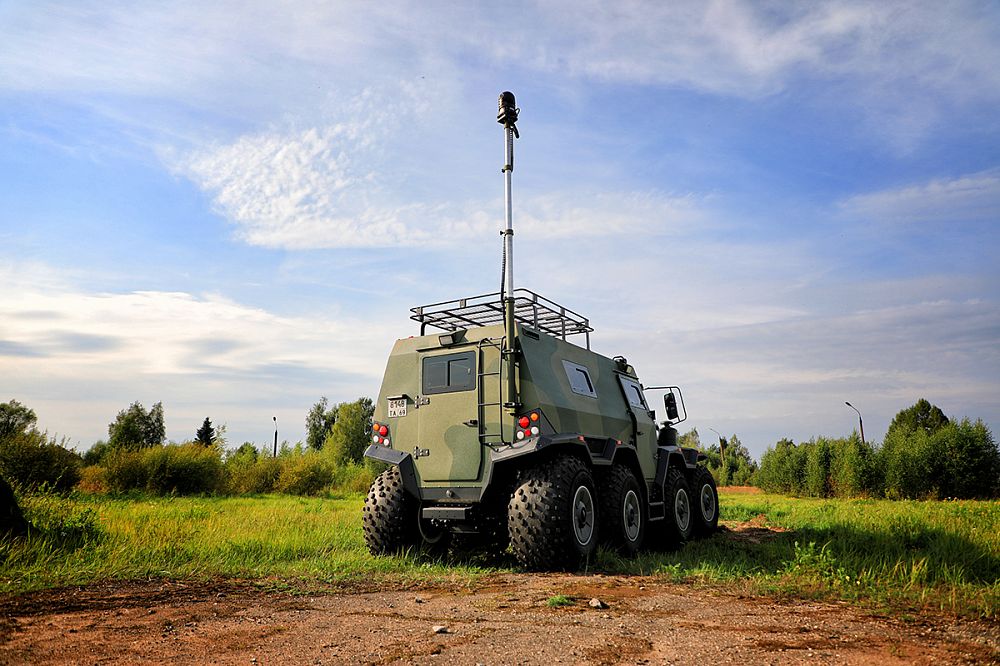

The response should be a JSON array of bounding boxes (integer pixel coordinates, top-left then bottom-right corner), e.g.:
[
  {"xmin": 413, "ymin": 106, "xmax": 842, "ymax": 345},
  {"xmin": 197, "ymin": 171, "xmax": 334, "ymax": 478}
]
[{"xmin": 2, "ymin": 573, "xmax": 997, "ymax": 665}]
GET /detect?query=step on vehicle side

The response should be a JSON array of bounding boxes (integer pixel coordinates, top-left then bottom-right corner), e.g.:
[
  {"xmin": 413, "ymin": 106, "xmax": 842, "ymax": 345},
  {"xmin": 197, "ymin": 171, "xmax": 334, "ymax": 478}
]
[{"xmin": 363, "ymin": 92, "xmax": 719, "ymax": 570}]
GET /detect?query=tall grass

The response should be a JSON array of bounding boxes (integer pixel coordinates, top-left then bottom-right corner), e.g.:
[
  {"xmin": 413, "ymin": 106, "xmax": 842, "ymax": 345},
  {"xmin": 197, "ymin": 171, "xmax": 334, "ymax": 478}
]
[
  {"xmin": 2, "ymin": 489, "xmax": 996, "ymax": 618},
  {"xmin": 598, "ymin": 490, "xmax": 999, "ymax": 618}
]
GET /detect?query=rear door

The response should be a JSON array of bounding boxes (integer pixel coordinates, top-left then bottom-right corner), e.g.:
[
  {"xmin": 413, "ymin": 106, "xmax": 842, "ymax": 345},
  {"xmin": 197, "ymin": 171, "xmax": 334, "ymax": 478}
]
[{"xmin": 415, "ymin": 349, "xmax": 482, "ymax": 481}]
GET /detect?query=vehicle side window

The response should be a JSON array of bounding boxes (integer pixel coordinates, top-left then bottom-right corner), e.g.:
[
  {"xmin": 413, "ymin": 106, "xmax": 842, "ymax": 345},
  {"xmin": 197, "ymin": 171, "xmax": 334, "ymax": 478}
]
[
  {"xmin": 562, "ymin": 360, "xmax": 598, "ymax": 398},
  {"xmin": 422, "ymin": 351, "xmax": 475, "ymax": 395},
  {"xmin": 619, "ymin": 377, "xmax": 647, "ymax": 409}
]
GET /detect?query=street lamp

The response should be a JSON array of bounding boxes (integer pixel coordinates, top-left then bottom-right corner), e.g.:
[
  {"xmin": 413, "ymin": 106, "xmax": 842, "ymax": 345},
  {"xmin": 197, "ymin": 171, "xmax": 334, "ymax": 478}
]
[
  {"xmin": 273, "ymin": 416, "xmax": 278, "ymax": 457},
  {"xmin": 708, "ymin": 427, "xmax": 727, "ymax": 467},
  {"xmin": 844, "ymin": 401, "xmax": 865, "ymax": 445}
]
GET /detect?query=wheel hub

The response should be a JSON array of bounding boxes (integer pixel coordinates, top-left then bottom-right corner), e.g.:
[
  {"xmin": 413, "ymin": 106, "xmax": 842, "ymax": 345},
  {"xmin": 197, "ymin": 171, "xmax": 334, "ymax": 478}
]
[
  {"xmin": 674, "ymin": 488, "xmax": 690, "ymax": 531},
  {"xmin": 572, "ymin": 485, "xmax": 595, "ymax": 546},
  {"xmin": 623, "ymin": 489, "xmax": 641, "ymax": 541}
]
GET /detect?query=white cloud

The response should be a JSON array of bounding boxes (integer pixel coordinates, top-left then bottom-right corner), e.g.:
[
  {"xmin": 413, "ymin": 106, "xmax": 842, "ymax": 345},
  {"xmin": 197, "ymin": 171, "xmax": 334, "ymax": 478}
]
[
  {"xmin": 0, "ymin": 263, "xmax": 392, "ymax": 447},
  {"xmin": 172, "ymin": 85, "xmax": 709, "ymax": 249},
  {"xmin": 841, "ymin": 169, "xmax": 1000, "ymax": 224}
]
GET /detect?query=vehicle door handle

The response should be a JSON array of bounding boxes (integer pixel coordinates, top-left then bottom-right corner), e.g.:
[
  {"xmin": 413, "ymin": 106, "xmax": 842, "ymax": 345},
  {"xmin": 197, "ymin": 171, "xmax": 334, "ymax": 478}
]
[{"xmin": 463, "ymin": 419, "xmax": 478, "ymax": 427}]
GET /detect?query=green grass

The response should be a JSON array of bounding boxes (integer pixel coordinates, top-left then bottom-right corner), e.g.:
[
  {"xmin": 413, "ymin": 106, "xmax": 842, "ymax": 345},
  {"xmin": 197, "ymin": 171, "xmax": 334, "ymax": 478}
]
[
  {"xmin": 546, "ymin": 594, "xmax": 575, "ymax": 607},
  {"xmin": 595, "ymin": 490, "xmax": 1000, "ymax": 619},
  {"xmin": 2, "ymin": 489, "xmax": 997, "ymax": 619}
]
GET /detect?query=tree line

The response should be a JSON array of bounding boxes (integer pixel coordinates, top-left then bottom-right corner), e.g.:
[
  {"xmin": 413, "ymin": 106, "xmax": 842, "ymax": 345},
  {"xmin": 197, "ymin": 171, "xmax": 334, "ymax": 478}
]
[
  {"xmin": 755, "ymin": 399, "xmax": 999, "ymax": 499},
  {"xmin": 0, "ymin": 396, "xmax": 378, "ymax": 497}
]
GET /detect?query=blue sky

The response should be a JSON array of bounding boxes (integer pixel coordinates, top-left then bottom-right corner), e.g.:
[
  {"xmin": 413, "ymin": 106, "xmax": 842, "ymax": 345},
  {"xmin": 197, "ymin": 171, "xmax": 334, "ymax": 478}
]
[{"xmin": 1, "ymin": 1, "xmax": 998, "ymax": 457}]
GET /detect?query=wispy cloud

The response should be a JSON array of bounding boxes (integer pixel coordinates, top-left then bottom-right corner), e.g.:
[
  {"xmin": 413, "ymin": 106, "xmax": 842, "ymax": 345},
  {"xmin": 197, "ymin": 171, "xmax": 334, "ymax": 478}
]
[
  {"xmin": 4, "ymin": 1, "xmax": 998, "ymax": 149},
  {"xmin": 841, "ymin": 169, "xmax": 1000, "ymax": 224},
  {"xmin": 172, "ymin": 85, "xmax": 708, "ymax": 249}
]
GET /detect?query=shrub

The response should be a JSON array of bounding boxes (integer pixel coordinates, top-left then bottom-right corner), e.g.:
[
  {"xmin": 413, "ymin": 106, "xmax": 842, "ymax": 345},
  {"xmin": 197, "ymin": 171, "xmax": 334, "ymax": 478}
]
[
  {"xmin": 331, "ymin": 462, "xmax": 376, "ymax": 494},
  {"xmin": 275, "ymin": 450, "xmax": 333, "ymax": 496},
  {"xmin": 224, "ymin": 446, "xmax": 282, "ymax": 495},
  {"xmin": 77, "ymin": 465, "xmax": 107, "ymax": 494},
  {"xmin": 0, "ymin": 430, "xmax": 82, "ymax": 491},
  {"xmin": 103, "ymin": 444, "xmax": 223, "ymax": 495},
  {"xmin": 143, "ymin": 444, "xmax": 224, "ymax": 495}
]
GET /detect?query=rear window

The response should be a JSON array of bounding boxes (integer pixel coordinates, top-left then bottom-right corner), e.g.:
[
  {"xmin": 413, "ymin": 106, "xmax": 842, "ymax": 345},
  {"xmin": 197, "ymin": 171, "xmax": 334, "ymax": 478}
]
[{"xmin": 422, "ymin": 351, "xmax": 475, "ymax": 395}]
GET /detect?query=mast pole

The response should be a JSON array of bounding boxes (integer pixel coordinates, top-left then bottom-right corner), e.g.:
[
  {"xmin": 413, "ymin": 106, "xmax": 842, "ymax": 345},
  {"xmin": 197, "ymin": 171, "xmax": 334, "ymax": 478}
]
[{"xmin": 498, "ymin": 91, "xmax": 520, "ymax": 414}]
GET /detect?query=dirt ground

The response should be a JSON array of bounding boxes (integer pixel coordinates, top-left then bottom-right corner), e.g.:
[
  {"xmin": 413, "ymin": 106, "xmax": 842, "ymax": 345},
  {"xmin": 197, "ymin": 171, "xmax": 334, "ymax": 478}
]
[{"xmin": 2, "ymin": 571, "xmax": 997, "ymax": 666}]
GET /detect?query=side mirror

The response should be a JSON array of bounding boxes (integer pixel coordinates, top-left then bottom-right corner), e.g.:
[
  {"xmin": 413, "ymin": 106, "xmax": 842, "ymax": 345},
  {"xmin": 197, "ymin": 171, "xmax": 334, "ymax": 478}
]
[
  {"xmin": 665, "ymin": 392, "xmax": 679, "ymax": 421},
  {"xmin": 661, "ymin": 387, "xmax": 687, "ymax": 425}
]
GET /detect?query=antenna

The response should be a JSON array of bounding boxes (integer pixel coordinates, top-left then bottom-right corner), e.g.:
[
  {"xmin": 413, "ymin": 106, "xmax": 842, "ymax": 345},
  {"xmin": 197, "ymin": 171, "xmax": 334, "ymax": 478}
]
[
  {"xmin": 498, "ymin": 91, "xmax": 520, "ymax": 413},
  {"xmin": 498, "ymin": 91, "xmax": 519, "ymax": 300}
]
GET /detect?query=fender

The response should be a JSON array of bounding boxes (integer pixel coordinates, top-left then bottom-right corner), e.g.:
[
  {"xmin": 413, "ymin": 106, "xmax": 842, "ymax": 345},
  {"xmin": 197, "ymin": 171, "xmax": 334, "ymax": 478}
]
[{"xmin": 363, "ymin": 444, "xmax": 420, "ymax": 498}]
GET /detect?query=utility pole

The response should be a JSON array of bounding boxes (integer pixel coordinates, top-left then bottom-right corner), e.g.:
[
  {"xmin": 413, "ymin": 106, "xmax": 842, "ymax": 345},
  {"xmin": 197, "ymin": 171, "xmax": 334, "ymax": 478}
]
[
  {"xmin": 708, "ymin": 427, "xmax": 727, "ymax": 467},
  {"xmin": 844, "ymin": 401, "xmax": 865, "ymax": 445},
  {"xmin": 273, "ymin": 416, "xmax": 278, "ymax": 457}
]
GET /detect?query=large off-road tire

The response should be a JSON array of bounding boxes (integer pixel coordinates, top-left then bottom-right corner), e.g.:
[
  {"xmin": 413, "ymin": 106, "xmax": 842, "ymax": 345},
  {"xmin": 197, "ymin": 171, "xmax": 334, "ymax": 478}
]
[
  {"xmin": 507, "ymin": 455, "xmax": 599, "ymax": 570},
  {"xmin": 362, "ymin": 467, "xmax": 420, "ymax": 555},
  {"xmin": 691, "ymin": 466, "xmax": 719, "ymax": 537},
  {"xmin": 660, "ymin": 468, "xmax": 694, "ymax": 548},
  {"xmin": 598, "ymin": 464, "xmax": 645, "ymax": 556}
]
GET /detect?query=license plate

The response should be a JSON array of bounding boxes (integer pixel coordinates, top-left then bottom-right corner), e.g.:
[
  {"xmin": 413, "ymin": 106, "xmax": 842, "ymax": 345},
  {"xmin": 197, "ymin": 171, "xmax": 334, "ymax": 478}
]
[{"xmin": 387, "ymin": 398, "xmax": 407, "ymax": 418}]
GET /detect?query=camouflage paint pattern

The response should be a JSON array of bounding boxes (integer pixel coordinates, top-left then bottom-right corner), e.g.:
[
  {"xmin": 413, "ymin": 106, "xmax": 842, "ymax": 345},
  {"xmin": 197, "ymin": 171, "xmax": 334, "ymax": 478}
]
[{"xmin": 372, "ymin": 322, "xmax": 659, "ymax": 490}]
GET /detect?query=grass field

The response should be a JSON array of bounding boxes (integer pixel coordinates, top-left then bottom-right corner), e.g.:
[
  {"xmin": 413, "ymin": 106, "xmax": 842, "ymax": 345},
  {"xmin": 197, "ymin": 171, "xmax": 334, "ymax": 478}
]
[{"xmin": 3, "ymin": 489, "xmax": 997, "ymax": 619}]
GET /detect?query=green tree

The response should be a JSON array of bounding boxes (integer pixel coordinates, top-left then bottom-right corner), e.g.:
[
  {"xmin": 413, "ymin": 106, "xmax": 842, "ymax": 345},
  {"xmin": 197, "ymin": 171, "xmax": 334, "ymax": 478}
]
[
  {"xmin": 718, "ymin": 434, "xmax": 758, "ymax": 486},
  {"xmin": 0, "ymin": 399, "xmax": 37, "ymax": 441},
  {"xmin": 108, "ymin": 401, "xmax": 166, "ymax": 451},
  {"xmin": 886, "ymin": 398, "xmax": 949, "ymax": 440},
  {"xmin": 306, "ymin": 397, "xmax": 338, "ymax": 451},
  {"xmin": 323, "ymin": 398, "xmax": 375, "ymax": 466},
  {"xmin": 195, "ymin": 417, "xmax": 215, "ymax": 447}
]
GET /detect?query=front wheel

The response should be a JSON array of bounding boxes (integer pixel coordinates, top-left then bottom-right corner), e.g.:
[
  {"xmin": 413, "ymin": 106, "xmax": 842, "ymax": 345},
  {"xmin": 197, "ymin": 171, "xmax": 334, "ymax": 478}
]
[{"xmin": 508, "ymin": 455, "xmax": 599, "ymax": 570}]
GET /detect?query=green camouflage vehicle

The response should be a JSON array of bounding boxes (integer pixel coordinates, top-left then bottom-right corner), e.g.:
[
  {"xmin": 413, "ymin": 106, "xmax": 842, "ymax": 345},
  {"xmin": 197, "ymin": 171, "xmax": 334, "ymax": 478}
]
[{"xmin": 362, "ymin": 93, "xmax": 718, "ymax": 570}]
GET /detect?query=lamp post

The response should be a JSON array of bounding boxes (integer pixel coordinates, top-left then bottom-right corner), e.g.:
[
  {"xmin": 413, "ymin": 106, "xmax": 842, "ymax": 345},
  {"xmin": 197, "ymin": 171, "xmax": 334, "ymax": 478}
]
[
  {"xmin": 844, "ymin": 401, "xmax": 865, "ymax": 445},
  {"xmin": 273, "ymin": 416, "xmax": 278, "ymax": 457},
  {"xmin": 708, "ymin": 427, "xmax": 726, "ymax": 467}
]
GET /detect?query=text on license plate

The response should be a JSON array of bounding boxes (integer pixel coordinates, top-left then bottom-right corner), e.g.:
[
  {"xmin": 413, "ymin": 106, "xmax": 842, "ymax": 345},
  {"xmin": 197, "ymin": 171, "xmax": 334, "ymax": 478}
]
[{"xmin": 387, "ymin": 398, "xmax": 407, "ymax": 418}]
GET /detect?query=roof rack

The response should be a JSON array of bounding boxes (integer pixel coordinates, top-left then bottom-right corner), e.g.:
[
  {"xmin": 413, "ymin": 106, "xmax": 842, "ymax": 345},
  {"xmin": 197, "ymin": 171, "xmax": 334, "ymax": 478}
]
[{"xmin": 411, "ymin": 289, "xmax": 593, "ymax": 348}]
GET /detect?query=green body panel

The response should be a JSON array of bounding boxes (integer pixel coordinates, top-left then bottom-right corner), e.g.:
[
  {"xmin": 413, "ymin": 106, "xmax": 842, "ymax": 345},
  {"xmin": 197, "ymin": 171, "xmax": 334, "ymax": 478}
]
[{"xmin": 372, "ymin": 322, "xmax": 657, "ymax": 491}]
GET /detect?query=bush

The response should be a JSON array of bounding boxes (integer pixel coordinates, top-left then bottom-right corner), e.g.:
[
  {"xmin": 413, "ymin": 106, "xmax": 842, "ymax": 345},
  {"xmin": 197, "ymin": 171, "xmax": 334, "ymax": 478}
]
[
  {"xmin": 331, "ymin": 462, "xmax": 377, "ymax": 494},
  {"xmin": 103, "ymin": 444, "xmax": 223, "ymax": 495},
  {"xmin": 0, "ymin": 430, "xmax": 82, "ymax": 491},
  {"xmin": 275, "ymin": 450, "xmax": 333, "ymax": 496},
  {"xmin": 77, "ymin": 465, "xmax": 107, "ymax": 493},
  {"xmin": 224, "ymin": 445, "xmax": 282, "ymax": 494}
]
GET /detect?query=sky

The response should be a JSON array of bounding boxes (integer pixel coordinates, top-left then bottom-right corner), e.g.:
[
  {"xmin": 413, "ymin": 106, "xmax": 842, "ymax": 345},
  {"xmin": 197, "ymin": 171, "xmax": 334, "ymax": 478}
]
[{"xmin": 1, "ymin": 1, "xmax": 998, "ymax": 458}]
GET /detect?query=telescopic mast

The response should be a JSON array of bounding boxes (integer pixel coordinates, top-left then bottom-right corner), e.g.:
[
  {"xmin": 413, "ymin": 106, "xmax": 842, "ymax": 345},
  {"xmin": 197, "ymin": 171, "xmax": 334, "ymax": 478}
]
[{"xmin": 497, "ymin": 91, "xmax": 520, "ymax": 413}]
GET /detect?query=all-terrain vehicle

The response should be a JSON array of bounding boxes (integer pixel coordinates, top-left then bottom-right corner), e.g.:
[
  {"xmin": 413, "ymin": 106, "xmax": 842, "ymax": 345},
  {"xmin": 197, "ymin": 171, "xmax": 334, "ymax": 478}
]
[{"xmin": 363, "ymin": 93, "xmax": 718, "ymax": 570}]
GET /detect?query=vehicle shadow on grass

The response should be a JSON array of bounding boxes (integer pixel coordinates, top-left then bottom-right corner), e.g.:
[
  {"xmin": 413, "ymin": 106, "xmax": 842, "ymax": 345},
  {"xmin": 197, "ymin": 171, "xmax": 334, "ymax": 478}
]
[
  {"xmin": 420, "ymin": 519, "xmax": 998, "ymax": 588},
  {"xmin": 600, "ymin": 519, "xmax": 999, "ymax": 587}
]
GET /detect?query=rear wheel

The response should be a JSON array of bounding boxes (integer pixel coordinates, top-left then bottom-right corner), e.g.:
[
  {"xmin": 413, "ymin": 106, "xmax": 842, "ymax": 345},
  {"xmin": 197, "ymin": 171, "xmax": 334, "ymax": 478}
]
[
  {"xmin": 363, "ymin": 467, "xmax": 420, "ymax": 555},
  {"xmin": 508, "ymin": 455, "xmax": 599, "ymax": 570},
  {"xmin": 691, "ymin": 466, "xmax": 719, "ymax": 537},
  {"xmin": 660, "ymin": 468, "xmax": 694, "ymax": 548},
  {"xmin": 598, "ymin": 464, "xmax": 645, "ymax": 556}
]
